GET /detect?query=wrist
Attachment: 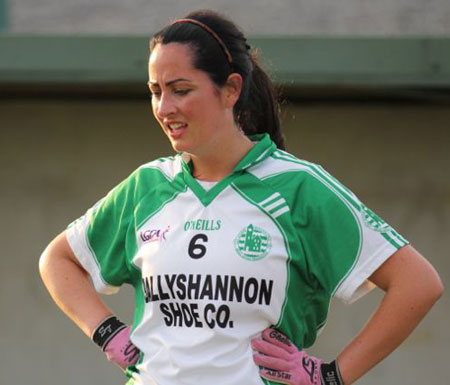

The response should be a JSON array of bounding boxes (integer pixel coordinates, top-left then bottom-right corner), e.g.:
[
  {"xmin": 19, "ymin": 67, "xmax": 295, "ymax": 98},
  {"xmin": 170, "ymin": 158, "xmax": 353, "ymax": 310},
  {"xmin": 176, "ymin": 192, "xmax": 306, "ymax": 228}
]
[
  {"xmin": 91, "ymin": 315, "xmax": 127, "ymax": 350},
  {"xmin": 91, "ymin": 315, "xmax": 141, "ymax": 371},
  {"xmin": 320, "ymin": 360, "xmax": 344, "ymax": 385}
]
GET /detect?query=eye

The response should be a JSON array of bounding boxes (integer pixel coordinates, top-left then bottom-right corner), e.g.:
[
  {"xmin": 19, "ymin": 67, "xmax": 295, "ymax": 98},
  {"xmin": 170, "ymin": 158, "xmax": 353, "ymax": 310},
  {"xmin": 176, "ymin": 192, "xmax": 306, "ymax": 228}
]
[
  {"xmin": 174, "ymin": 89, "xmax": 191, "ymax": 96},
  {"xmin": 149, "ymin": 89, "xmax": 161, "ymax": 99}
]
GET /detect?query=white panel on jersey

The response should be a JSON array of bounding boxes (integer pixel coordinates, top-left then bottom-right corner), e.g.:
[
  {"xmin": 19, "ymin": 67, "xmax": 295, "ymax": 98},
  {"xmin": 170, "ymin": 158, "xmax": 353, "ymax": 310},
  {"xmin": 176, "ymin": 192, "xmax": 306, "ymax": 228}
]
[
  {"xmin": 131, "ymin": 186, "xmax": 288, "ymax": 385},
  {"xmin": 140, "ymin": 156, "xmax": 183, "ymax": 182},
  {"xmin": 334, "ymin": 227, "xmax": 399, "ymax": 304},
  {"xmin": 66, "ymin": 208, "xmax": 120, "ymax": 295}
]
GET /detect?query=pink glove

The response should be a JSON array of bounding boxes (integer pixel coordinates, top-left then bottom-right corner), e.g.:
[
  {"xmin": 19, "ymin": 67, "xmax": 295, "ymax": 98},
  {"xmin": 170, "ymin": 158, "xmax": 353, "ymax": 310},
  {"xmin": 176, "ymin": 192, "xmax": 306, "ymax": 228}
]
[
  {"xmin": 92, "ymin": 316, "xmax": 140, "ymax": 371},
  {"xmin": 103, "ymin": 325, "xmax": 140, "ymax": 370},
  {"xmin": 251, "ymin": 328, "xmax": 343, "ymax": 385}
]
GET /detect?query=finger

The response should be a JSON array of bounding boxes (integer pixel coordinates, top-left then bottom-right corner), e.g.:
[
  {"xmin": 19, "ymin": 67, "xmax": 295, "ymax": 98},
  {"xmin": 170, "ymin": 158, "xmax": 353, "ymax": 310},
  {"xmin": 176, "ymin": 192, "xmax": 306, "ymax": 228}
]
[
  {"xmin": 251, "ymin": 337, "xmax": 292, "ymax": 360},
  {"xmin": 253, "ymin": 353, "xmax": 295, "ymax": 371},
  {"xmin": 261, "ymin": 328, "xmax": 298, "ymax": 354},
  {"xmin": 260, "ymin": 368, "xmax": 296, "ymax": 385},
  {"xmin": 123, "ymin": 343, "xmax": 140, "ymax": 364}
]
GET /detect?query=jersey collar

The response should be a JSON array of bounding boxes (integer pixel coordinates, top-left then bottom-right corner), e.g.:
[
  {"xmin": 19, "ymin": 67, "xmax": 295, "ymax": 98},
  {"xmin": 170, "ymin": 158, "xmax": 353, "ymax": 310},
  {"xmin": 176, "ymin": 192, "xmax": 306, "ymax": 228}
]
[
  {"xmin": 232, "ymin": 133, "xmax": 276, "ymax": 173},
  {"xmin": 179, "ymin": 134, "xmax": 276, "ymax": 206}
]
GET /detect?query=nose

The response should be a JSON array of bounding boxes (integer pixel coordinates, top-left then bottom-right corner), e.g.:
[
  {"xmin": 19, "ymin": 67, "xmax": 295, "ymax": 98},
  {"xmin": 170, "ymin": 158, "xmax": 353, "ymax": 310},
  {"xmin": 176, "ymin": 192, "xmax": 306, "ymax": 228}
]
[{"xmin": 154, "ymin": 92, "xmax": 176, "ymax": 119}]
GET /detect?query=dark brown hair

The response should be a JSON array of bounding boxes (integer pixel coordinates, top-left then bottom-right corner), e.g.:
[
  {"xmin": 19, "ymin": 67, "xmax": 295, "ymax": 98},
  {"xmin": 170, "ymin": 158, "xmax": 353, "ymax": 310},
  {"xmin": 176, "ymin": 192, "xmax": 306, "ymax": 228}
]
[{"xmin": 150, "ymin": 9, "xmax": 285, "ymax": 150}]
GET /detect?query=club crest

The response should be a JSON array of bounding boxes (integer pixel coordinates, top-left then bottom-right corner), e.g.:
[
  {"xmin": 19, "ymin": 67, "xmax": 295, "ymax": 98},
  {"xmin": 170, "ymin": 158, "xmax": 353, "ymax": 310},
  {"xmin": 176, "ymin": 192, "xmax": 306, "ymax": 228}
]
[{"xmin": 234, "ymin": 224, "xmax": 272, "ymax": 261}]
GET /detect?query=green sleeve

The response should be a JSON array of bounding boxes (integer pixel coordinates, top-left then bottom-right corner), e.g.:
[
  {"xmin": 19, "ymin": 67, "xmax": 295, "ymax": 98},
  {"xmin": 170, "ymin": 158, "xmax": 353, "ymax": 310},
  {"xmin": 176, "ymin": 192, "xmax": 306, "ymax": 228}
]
[
  {"xmin": 293, "ymin": 174, "xmax": 361, "ymax": 296},
  {"xmin": 66, "ymin": 170, "xmax": 139, "ymax": 293}
]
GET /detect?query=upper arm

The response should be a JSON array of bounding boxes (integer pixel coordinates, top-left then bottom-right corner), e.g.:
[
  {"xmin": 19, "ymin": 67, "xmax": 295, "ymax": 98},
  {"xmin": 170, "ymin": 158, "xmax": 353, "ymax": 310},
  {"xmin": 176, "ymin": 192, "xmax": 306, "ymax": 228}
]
[
  {"xmin": 39, "ymin": 230, "xmax": 85, "ymax": 274},
  {"xmin": 369, "ymin": 244, "xmax": 443, "ymax": 298}
]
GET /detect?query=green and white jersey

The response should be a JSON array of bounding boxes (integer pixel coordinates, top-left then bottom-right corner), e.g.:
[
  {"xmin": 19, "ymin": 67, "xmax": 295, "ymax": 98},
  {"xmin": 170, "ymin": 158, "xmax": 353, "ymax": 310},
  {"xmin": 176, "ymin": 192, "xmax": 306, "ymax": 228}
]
[{"xmin": 66, "ymin": 134, "xmax": 407, "ymax": 385}]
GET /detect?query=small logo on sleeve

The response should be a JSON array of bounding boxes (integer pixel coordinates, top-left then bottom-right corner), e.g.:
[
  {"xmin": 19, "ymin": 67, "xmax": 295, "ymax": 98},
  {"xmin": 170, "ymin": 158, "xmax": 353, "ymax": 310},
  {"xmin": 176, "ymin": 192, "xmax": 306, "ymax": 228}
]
[
  {"xmin": 359, "ymin": 203, "xmax": 393, "ymax": 233},
  {"xmin": 234, "ymin": 224, "xmax": 272, "ymax": 260},
  {"xmin": 140, "ymin": 226, "xmax": 171, "ymax": 243}
]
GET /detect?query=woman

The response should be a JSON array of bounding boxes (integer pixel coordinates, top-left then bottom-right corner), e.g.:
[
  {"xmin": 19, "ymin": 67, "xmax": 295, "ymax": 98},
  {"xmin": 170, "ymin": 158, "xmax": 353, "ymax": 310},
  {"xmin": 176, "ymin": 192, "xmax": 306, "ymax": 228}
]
[{"xmin": 39, "ymin": 9, "xmax": 443, "ymax": 385}]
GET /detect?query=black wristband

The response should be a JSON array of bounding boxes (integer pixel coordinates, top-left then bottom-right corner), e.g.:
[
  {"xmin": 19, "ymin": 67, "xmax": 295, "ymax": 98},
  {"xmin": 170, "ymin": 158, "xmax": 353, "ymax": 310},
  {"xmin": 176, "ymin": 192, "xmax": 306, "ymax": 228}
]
[
  {"xmin": 91, "ymin": 316, "xmax": 127, "ymax": 351},
  {"xmin": 320, "ymin": 360, "xmax": 344, "ymax": 385}
]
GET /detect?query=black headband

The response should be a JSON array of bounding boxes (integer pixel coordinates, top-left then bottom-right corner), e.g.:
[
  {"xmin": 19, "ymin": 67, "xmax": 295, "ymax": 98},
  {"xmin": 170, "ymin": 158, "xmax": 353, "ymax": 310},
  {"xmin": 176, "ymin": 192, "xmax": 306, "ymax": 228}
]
[{"xmin": 172, "ymin": 18, "xmax": 234, "ymax": 70}]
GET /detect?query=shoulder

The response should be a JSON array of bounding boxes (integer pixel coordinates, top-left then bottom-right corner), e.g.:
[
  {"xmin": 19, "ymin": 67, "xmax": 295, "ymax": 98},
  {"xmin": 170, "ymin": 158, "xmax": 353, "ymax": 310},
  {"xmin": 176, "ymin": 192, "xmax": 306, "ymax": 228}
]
[
  {"xmin": 249, "ymin": 149, "xmax": 360, "ymax": 212},
  {"xmin": 126, "ymin": 155, "xmax": 183, "ymax": 188},
  {"xmin": 104, "ymin": 155, "xmax": 183, "ymax": 203},
  {"xmin": 136, "ymin": 154, "xmax": 183, "ymax": 181},
  {"xmin": 249, "ymin": 148, "xmax": 319, "ymax": 181},
  {"xmin": 248, "ymin": 148, "xmax": 330, "ymax": 191}
]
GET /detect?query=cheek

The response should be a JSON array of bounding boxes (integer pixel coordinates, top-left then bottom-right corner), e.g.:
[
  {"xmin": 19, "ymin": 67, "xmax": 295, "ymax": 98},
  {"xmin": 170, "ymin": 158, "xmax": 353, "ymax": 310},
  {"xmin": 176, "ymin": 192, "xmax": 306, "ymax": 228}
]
[
  {"xmin": 177, "ymin": 99, "xmax": 198, "ymax": 122},
  {"xmin": 183, "ymin": 103, "xmax": 198, "ymax": 121},
  {"xmin": 198, "ymin": 100, "xmax": 223, "ymax": 125},
  {"xmin": 151, "ymin": 99, "xmax": 160, "ymax": 120}
]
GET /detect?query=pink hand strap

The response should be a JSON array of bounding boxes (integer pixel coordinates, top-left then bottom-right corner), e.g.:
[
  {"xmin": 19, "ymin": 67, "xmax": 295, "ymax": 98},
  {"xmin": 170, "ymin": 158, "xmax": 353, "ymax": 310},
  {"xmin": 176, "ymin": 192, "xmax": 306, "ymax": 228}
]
[
  {"xmin": 103, "ymin": 325, "xmax": 140, "ymax": 371},
  {"xmin": 92, "ymin": 316, "xmax": 140, "ymax": 371},
  {"xmin": 252, "ymin": 328, "xmax": 343, "ymax": 385}
]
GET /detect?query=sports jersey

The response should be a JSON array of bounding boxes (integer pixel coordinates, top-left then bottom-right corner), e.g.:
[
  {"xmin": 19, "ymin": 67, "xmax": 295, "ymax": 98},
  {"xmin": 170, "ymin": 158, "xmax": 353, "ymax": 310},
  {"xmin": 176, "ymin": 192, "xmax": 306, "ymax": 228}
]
[{"xmin": 66, "ymin": 134, "xmax": 408, "ymax": 385}]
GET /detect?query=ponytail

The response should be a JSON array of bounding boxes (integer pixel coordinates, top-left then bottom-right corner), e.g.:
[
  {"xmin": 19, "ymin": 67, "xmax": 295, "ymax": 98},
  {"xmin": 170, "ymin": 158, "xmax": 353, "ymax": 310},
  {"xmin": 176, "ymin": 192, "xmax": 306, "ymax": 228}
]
[{"xmin": 237, "ymin": 53, "xmax": 286, "ymax": 150}]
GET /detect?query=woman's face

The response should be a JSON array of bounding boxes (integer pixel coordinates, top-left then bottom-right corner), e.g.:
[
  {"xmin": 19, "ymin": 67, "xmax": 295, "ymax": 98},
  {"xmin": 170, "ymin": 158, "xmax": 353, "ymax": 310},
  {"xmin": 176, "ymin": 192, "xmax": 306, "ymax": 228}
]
[{"xmin": 148, "ymin": 43, "xmax": 235, "ymax": 156}]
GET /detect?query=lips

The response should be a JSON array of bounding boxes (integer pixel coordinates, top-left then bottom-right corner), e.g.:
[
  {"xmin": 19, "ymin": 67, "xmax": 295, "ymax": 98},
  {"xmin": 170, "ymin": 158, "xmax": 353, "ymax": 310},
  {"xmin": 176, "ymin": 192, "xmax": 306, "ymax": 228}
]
[{"xmin": 167, "ymin": 122, "xmax": 187, "ymax": 139}]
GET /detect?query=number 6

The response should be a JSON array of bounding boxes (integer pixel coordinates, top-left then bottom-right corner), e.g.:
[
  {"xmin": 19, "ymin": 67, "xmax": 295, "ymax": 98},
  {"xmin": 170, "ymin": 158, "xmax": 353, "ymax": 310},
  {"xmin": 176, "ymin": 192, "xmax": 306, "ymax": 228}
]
[{"xmin": 188, "ymin": 234, "xmax": 208, "ymax": 259}]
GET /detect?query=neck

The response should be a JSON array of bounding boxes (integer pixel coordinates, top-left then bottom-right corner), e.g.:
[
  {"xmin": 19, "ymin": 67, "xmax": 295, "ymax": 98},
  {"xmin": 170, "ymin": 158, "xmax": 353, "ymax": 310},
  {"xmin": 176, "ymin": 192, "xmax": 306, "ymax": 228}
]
[{"xmin": 190, "ymin": 131, "xmax": 254, "ymax": 182}]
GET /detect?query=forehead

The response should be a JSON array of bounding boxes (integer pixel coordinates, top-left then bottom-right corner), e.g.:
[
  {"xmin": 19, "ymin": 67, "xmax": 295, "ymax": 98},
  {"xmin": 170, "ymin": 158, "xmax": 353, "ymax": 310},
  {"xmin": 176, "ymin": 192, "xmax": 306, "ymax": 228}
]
[{"xmin": 148, "ymin": 43, "xmax": 198, "ymax": 82}]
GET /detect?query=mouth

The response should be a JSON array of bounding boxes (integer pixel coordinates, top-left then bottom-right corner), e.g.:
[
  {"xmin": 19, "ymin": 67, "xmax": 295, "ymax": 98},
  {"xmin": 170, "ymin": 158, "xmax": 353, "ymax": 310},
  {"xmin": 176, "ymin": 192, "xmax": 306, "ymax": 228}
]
[{"xmin": 167, "ymin": 122, "xmax": 187, "ymax": 139}]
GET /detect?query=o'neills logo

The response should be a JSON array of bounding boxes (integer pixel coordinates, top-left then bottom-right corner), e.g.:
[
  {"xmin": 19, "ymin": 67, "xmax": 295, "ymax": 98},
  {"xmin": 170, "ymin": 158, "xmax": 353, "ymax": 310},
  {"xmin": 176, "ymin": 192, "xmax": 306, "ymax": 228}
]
[{"xmin": 140, "ymin": 226, "xmax": 170, "ymax": 243}]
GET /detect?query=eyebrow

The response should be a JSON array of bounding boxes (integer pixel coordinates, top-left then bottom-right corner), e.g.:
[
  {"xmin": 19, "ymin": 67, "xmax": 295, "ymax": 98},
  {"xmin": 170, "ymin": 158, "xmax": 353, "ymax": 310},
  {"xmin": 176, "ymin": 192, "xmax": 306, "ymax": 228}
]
[{"xmin": 148, "ymin": 78, "xmax": 191, "ymax": 87}]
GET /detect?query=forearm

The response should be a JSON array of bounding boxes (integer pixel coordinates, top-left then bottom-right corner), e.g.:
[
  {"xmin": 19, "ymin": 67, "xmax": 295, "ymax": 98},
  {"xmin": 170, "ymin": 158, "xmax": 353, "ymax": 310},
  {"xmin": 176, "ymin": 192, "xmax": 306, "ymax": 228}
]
[
  {"xmin": 39, "ymin": 231, "xmax": 113, "ymax": 337},
  {"xmin": 336, "ymin": 246, "xmax": 443, "ymax": 384},
  {"xmin": 337, "ymin": 283, "xmax": 436, "ymax": 383}
]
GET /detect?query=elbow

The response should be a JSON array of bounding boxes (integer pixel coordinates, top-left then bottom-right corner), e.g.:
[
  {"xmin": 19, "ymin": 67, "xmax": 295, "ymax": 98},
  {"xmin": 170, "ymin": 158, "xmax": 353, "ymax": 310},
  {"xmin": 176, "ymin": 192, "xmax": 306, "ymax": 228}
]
[
  {"xmin": 421, "ymin": 270, "xmax": 444, "ymax": 310},
  {"xmin": 39, "ymin": 236, "xmax": 60, "ymax": 278},
  {"xmin": 431, "ymin": 276, "xmax": 444, "ymax": 303},
  {"xmin": 39, "ymin": 245, "xmax": 51, "ymax": 279},
  {"xmin": 429, "ymin": 260, "xmax": 444, "ymax": 303},
  {"xmin": 38, "ymin": 231, "xmax": 78, "ymax": 281}
]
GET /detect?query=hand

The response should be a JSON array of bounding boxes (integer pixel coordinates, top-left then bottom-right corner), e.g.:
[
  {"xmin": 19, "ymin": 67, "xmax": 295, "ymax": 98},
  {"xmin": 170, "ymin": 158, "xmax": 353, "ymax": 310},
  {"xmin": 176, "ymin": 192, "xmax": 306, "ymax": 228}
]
[
  {"xmin": 92, "ymin": 316, "xmax": 140, "ymax": 371},
  {"xmin": 251, "ymin": 328, "xmax": 330, "ymax": 385},
  {"xmin": 103, "ymin": 325, "xmax": 140, "ymax": 371}
]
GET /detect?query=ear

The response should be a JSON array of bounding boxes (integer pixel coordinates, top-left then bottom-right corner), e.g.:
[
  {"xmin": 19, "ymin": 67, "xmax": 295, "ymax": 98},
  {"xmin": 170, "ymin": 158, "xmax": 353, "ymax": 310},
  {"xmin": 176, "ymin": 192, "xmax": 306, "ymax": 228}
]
[{"xmin": 222, "ymin": 73, "xmax": 243, "ymax": 108}]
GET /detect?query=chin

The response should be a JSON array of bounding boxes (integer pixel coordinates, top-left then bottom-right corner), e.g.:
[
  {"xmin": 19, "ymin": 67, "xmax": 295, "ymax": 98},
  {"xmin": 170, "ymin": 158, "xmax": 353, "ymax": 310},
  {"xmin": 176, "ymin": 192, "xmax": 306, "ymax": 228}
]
[{"xmin": 170, "ymin": 139, "xmax": 191, "ymax": 154}]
